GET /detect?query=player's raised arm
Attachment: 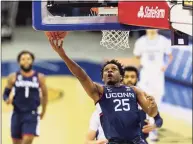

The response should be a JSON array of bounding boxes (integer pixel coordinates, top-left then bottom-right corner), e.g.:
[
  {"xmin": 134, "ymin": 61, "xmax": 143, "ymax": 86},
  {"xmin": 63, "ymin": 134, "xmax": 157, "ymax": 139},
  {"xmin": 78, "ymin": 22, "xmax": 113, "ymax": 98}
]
[
  {"xmin": 38, "ymin": 73, "xmax": 48, "ymax": 119},
  {"xmin": 48, "ymin": 33, "xmax": 102, "ymax": 102},
  {"xmin": 3, "ymin": 73, "xmax": 16, "ymax": 104},
  {"xmin": 131, "ymin": 86, "xmax": 158, "ymax": 117}
]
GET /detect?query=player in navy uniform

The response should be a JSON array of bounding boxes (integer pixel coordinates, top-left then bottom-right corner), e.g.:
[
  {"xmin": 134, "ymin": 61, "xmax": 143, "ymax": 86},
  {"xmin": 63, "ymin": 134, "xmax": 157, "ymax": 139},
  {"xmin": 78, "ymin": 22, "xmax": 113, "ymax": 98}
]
[
  {"xmin": 85, "ymin": 66, "xmax": 163, "ymax": 144},
  {"xmin": 3, "ymin": 51, "xmax": 48, "ymax": 144},
  {"xmin": 123, "ymin": 66, "xmax": 163, "ymax": 143},
  {"xmin": 48, "ymin": 32, "xmax": 158, "ymax": 144}
]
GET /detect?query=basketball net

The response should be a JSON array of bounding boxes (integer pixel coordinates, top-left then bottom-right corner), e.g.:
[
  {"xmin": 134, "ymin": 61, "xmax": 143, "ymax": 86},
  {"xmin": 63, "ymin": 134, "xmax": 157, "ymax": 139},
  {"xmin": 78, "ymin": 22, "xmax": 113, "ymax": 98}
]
[{"xmin": 91, "ymin": 7, "xmax": 130, "ymax": 50}]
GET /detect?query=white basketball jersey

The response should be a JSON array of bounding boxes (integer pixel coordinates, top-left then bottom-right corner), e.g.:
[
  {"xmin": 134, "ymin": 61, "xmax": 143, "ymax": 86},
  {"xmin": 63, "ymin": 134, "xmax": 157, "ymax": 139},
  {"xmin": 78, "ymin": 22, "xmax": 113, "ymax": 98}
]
[
  {"xmin": 89, "ymin": 110, "xmax": 106, "ymax": 140},
  {"xmin": 134, "ymin": 35, "xmax": 171, "ymax": 70}
]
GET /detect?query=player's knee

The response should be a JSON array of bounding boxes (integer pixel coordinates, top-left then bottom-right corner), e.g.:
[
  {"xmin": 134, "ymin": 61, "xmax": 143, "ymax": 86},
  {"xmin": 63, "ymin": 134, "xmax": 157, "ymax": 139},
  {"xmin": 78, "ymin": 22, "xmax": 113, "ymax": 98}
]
[
  {"xmin": 22, "ymin": 135, "xmax": 34, "ymax": 144},
  {"xmin": 21, "ymin": 139, "xmax": 33, "ymax": 144},
  {"xmin": 12, "ymin": 139, "xmax": 22, "ymax": 144}
]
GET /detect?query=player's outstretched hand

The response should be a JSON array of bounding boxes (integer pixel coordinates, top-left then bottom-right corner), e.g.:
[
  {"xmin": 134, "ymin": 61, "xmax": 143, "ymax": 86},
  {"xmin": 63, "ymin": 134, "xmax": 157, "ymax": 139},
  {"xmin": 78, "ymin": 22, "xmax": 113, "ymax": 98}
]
[
  {"xmin": 96, "ymin": 139, "xmax": 108, "ymax": 144},
  {"xmin": 142, "ymin": 119, "xmax": 157, "ymax": 133},
  {"xmin": 49, "ymin": 38, "xmax": 65, "ymax": 55}
]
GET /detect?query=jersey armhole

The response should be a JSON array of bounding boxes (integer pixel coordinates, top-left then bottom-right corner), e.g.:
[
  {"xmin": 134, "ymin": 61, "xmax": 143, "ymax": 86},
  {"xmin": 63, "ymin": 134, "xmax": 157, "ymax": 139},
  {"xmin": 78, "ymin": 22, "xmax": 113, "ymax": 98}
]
[{"xmin": 94, "ymin": 85, "xmax": 104, "ymax": 105}]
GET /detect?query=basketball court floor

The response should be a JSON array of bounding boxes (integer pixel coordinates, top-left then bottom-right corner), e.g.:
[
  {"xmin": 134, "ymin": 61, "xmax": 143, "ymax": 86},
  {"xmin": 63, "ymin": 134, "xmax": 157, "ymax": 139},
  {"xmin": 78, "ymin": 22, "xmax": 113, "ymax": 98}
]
[{"xmin": 2, "ymin": 76, "xmax": 192, "ymax": 144}]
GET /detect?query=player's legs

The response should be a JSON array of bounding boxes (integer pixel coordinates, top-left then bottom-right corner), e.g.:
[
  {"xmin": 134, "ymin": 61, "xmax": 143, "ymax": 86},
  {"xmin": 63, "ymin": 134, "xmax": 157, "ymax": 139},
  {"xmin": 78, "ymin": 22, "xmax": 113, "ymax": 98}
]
[
  {"xmin": 148, "ymin": 73, "xmax": 164, "ymax": 141},
  {"xmin": 11, "ymin": 112, "xmax": 22, "ymax": 143},
  {"xmin": 21, "ymin": 112, "xmax": 40, "ymax": 144},
  {"xmin": 138, "ymin": 70, "xmax": 164, "ymax": 141},
  {"xmin": 21, "ymin": 135, "xmax": 34, "ymax": 144},
  {"xmin": 148, "ymin": 95, "xmax": 164, "ymax": 141},
  {"xmin": 12, "ymin": 139, "xmax": 22, "ymax": 144},
  {"xmin": 152, "ymin": 72, "xmax": 165, "ymax": 107}
]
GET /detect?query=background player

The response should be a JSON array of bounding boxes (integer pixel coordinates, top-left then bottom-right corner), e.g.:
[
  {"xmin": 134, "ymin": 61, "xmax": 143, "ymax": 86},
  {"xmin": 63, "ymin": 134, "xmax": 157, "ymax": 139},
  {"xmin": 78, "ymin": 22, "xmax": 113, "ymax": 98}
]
[
  {"xmin": 85, "ymin": 66, "xmax": 163, "ymax": 144},
  {"xmin": 85, "ymin": 110, "xmax": 108, "ymax": 144},
  {"xmin": 48, "ymin": 32, "xmax": 158, "ymax": 144},
  {"xmin": 3, "ymin": 51, "xmax": 48, "ymax": 144},
  {"xmin": 123, "ymin": 66, "xmax": 163, "ymax": 143},
  {"xmin": 133, "ymin": 29, "xmax": 173, "ymax": 141}
]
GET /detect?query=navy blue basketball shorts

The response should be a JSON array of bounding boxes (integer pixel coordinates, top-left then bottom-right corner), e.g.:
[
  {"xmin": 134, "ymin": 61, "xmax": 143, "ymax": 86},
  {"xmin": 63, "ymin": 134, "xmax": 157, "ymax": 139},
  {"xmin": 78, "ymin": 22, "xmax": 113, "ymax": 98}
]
[
  {"xmin": 132, "ymin": 136, "xmax": 147, "ymax": 144},
  {"xmin": 108, "ymin": 136, "xmax": 147, "ymax": 144},
  {"xmin": 11, "ymin": 111, "xmax": 40, "ymax": 139}
]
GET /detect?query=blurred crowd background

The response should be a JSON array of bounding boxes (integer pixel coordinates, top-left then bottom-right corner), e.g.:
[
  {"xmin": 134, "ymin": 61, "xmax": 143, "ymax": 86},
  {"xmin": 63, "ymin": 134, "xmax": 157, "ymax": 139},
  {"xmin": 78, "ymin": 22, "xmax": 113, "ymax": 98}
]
[{"xmin": 1, "ymin": 1, "xmax": 192, "ymax": 144}]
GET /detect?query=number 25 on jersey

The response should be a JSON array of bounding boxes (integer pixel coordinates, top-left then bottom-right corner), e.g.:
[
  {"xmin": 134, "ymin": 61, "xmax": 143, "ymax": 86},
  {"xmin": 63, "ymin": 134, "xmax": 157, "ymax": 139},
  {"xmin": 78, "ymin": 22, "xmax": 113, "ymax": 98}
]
[{"xmin": 113, "ymin": 99, "xmax": 130, "ymax": 112}]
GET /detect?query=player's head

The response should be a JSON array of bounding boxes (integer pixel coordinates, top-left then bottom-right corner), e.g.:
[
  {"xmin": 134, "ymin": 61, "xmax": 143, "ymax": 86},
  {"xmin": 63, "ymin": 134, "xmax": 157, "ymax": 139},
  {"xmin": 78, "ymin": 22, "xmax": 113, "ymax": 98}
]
[
  {"xmin": 101, "ymin": 60, "xmax": 124, "ymax": 85},
  {"xmin": 17, "ymin": 50, "xmax": 35, "ymax": 72},
  {"xmin": 146, "ymin": 29, "xmax": 158, "ymax": 37},
  {"xmin": 123, "ymin": 66, "xmax": 139, "ymax": 86}
]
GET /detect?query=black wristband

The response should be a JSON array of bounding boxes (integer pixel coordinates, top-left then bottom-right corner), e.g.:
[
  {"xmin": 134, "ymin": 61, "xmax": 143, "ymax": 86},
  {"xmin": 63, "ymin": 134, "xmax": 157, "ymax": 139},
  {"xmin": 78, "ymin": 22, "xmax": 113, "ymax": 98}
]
[
  {"xmin": 3, "ymin": 87, "xmax": 11, "ymax": 101},
  {"xmin": 154, "ymin": 113, "xmax": 163, "ymax": 128}
]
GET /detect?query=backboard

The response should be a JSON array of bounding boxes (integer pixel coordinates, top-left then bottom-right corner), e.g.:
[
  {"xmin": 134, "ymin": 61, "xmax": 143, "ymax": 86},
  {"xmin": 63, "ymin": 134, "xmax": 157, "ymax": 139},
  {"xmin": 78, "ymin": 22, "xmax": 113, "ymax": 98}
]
[
  {"xmin": 32, "ymin": 1, "xmax": 192, "ymax": 37},
  {"xmin": 32, "ymin": 0, "xmax": 152, "ymax": 31}
]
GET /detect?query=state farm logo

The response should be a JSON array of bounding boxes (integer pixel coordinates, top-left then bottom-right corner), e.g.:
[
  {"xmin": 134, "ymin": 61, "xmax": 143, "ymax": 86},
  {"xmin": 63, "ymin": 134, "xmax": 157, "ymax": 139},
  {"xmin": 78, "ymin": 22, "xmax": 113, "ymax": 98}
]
[{"xmin": 137, "ymin": 6, "xmax": 165, "ymax": 19}]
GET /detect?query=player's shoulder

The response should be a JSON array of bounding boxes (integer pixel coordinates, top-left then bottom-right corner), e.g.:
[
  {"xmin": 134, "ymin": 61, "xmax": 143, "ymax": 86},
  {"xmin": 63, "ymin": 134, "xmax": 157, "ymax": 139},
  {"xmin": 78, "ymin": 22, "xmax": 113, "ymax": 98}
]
[
  {"xmin": 129, "ymin": 85, "xmax": 136, "ymax": 91},
  {"xmin": 122, "ymin": 85, "xmax": 131, "ymax": 89},
  {"xmin": 7, "ymin": 72, "xmax": 17, "ymax": 84},
  {"xmin": 129, "ymin": 85, "xmax": 142, "ymax": 93},
  {"xmin": 37, "ymin": 72, "xmax": 45, "ymax": 78},
  {"xmin": 37, "ymin": 72, "xmax": 46, "ymax": 83},
  {"xmin": 122, "ymin": 85, "xmax": 135, "ymax": 92},
  {"xmin": 136, "ymin": 35, "xmax": 147, "ymax": 42},
  {"xmin": 8, "ymin": 72, "xmax": 17, "ymax": 79},
  {"xmin": 135, "ymin": 36, "xmax": 147, "ymax": 46}
]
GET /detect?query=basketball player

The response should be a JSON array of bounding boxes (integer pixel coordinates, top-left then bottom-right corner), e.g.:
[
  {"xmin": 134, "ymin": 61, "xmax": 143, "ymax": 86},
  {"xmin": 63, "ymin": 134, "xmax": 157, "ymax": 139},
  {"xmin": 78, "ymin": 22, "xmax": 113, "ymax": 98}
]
[
  {"xmin": 134, "ymin": 29, "xmax": 173, "ymax": 141},
  {"xmin": 3, "ymin": 51, "xmax": 48, "ymax": 144},
  {"xmin": 85, "ymin": 66, "xmax": 163, "ymax": 144},
  {"xmin": 123, "ymin": 66, "xmax": 163, "ymax": 143},
  {"xmin": 48, "ymin": 34, "xmax": 158, "ymax": 144},
  {"xmin": 85, "ymin": 109, "xmax": 108, "ymax": 144}
]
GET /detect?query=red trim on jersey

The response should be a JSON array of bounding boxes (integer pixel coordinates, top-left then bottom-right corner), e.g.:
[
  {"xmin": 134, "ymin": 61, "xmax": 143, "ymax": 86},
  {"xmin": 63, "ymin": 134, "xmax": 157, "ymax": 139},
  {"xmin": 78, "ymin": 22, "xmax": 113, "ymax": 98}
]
[{"xmin": 99, "ymin": 113, "xmax": 103, "ymax": 117}]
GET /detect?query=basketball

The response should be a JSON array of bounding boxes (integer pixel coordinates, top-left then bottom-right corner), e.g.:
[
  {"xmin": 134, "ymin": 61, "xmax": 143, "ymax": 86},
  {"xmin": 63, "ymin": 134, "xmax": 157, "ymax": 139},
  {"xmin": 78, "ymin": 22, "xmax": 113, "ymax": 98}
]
[{"xmin": 45, "ymin": 31, "xmax": 68, "ymax": 40}]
